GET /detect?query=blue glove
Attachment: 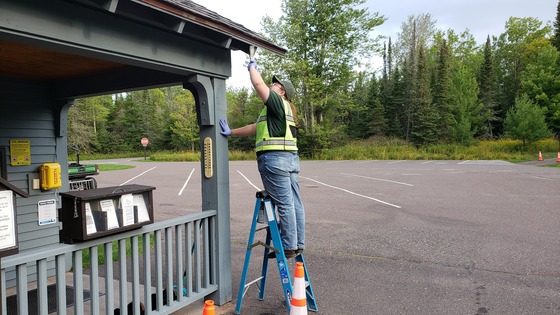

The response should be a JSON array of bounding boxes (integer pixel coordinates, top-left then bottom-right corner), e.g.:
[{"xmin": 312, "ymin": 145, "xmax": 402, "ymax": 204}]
[
  {"xmin": 219, "ymin": 119, "xmax": 232, "ymax": 136},
  {"xmin": 247, "ymin": 59, "xmax": 257, "ymax": 71}
]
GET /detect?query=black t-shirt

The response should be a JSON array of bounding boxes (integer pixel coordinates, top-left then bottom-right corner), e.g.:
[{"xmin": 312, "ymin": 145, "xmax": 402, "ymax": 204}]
[{"xmin": 264, "ymin": 90, "xmax": 287, "ymax": 137}]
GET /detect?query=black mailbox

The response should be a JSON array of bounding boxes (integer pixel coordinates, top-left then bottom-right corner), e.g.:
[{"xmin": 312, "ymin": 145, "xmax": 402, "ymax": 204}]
[{"xmin": 59, "ymin": 184, "xmax": 155, "ymax": 243}]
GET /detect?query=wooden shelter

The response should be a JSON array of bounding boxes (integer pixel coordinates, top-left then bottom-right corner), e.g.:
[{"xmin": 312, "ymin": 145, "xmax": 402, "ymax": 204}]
[{"xmin": 0, "ymin": 0, "xmax": 285, "ymax": 310}]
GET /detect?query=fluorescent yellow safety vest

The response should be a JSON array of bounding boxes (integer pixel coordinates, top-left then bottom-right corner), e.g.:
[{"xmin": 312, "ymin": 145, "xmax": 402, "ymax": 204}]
[{"xmin": 255, "ymin": 99, "xmax": 298, "ymax": 152}]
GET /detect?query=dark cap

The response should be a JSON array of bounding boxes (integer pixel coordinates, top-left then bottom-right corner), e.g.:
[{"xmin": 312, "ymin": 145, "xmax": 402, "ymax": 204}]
[{"xmin": 272, "ymin": 75, "xmax": 295, "ymax": 101}]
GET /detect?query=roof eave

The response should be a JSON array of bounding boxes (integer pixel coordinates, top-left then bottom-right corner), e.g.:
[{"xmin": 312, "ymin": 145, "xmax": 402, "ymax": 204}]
[{"xmin": 136, "ymin": 0, "xmax": 287, "ymax": 56}]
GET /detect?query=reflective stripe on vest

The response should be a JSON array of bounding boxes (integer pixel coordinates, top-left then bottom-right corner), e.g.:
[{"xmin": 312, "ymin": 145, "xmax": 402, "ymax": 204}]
[{"xmin": 255, "ymin": 100, "xmax": 298, "ymax": 152}]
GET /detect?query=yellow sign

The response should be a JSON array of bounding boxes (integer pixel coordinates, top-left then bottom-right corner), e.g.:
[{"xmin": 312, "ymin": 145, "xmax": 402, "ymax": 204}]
[{"xmin": 10, "ymin": 139, "xmax": 31, "ymax": 166}]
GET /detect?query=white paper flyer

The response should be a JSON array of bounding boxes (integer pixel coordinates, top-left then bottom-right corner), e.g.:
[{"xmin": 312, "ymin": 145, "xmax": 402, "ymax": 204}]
[
  {"xmin": 99, "ymin": 199, "xmax": 119, "ymax": 230},
  {"xmin": 133, "ymin": 194, "xmax": 150, "ymax": 223},
  {"xmin": 38, "ymin": 199, "xmax": 57, "ymax": 226},
  {"xmin": 0, "ymin": 190, "xmax": 16, "ymax": 250},
  {"xmin": 120, "ymin": 194, "xmax": 135, "ymax": 226},
  {"xmin": 85, "ymin": 202, "xmax": 97, "ymax": 234}
]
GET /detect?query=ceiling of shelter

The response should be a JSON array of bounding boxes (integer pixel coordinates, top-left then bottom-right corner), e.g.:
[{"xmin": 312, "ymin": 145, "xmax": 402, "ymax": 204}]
[
  {"xmin": 0, "ymin": 0, "xmax": 286, "ymax": 85},
  {"xmin": 0, "ymin": 40, "xmax": 129, "ymax": 81}
]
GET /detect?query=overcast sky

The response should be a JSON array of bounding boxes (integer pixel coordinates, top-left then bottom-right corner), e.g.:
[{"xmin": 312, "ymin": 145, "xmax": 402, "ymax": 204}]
[{"xmin": 194, "ymin": 0, "xmax": 556, "ymax": 88}]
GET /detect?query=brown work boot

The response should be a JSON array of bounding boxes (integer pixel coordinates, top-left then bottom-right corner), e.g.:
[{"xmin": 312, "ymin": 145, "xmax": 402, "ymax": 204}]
[{"xmin": 267, "ymin": 250, "xmax": 297, "ymax": 259}]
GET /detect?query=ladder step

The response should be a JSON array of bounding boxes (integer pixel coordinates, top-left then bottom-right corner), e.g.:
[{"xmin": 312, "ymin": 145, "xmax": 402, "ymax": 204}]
[
  {"xmin": 255, "ymin": 226, "xmax": 268, "ymax": 232},
  {"xmin": 244, "ymin": 276, "xmax": 264, "ymax": 288}
]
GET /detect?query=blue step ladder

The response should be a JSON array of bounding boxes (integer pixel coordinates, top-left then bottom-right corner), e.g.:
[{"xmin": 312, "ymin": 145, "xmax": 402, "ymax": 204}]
[{"xmin": 235, "ymin": 190, "xmax": 318, "ymax": 314}]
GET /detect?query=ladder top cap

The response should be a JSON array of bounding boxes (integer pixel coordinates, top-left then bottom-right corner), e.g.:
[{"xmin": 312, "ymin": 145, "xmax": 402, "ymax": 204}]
[{"xmin": 256, "ymin": 190, "xmax": 269, "ymax": 198}]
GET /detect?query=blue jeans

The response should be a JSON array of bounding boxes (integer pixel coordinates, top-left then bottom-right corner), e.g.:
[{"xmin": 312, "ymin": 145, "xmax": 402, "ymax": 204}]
[{"xmin": 257, "ymin": 151, "xmax": 305, "ymax": 251}]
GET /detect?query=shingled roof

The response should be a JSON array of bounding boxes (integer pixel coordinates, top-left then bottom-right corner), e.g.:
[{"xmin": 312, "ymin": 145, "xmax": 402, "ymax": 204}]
[{"xmin": 132, "ymin": 0, "xmax": 287, "ymax": 56}]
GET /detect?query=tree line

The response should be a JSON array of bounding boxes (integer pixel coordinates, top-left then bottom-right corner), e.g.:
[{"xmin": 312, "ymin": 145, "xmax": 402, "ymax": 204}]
[{"xmin": 69, "ymin": 0, "xmax": 560, "ymax": 157}]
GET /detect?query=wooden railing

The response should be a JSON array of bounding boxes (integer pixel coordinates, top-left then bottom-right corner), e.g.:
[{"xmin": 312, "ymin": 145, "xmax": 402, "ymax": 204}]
[{"xmin": 1, "ymin": 210, "xmax": 217, "ymax": 315}]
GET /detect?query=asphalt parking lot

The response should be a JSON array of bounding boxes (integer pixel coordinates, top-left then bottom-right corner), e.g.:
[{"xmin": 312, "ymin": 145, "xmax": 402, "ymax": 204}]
[{"xmin": 94, "ymin": 158, "xmax": 560, "ymax": 314}]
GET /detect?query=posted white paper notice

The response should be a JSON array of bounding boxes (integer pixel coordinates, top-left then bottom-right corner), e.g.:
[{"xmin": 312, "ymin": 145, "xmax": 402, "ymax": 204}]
[
  {"xmin": 133, "ymin": 194, "xmax": 150, "ymax": 223},
  {"xmin": 85, "ymin": 202, "xmax": 97, "ymax": 234},
  {"xmin": 0, "ymin": 190, "xmax": 17, "ymax": 250},
  {"xmin": 38, "ymin": 199, "xmax": 57, "ymax": 226},
  {"xmin": 99, "ymin": 199, "xmax": 119, "ymax": 230},
  {"xmin": 120, "ymin": 194, "xmax": 135, "ymax": 226}
]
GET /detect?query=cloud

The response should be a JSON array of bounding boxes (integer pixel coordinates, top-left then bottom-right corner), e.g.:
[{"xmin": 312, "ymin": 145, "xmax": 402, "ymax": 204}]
[{"xmin": 368, "ymin": 0, "xmax": 555, "ymax": 43}]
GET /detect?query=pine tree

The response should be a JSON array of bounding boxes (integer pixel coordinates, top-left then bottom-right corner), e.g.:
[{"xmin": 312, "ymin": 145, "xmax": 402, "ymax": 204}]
[
  {"xmin": 432, "ymin": 39, "xmax": 454, "ymax": 141},
  {"xmin": 387, "ymin": 37, "xmax": 393, "ymax": 78},
  {"xmin": 410, "ymin": 42, "xmax": 438, "ymax": 147},
  {"xmin": 553, "ymin": 0, "xmax": 560, "ymax": 51},
  {"xmin": 478, "ymin": 36, "xmax": 499, "ymax": 139},
  {"xmin": 367, "ymin": 76, "xmax": 388, "ymax": 136},
  {"xmin": 388, "ymin": 66, "xmax": 405, "ymax": 137},
  {"xmin": 380, "ymin": 39, "xmax": 394, "ymax": 137},
  {"xmin": 504, "ymin": 94, "xmax": 552, "ymax": 146},
  {"xmin": 347, "ymin": 72, "xmax": 371, "ymax": 140},
  {"xmin": 403, "ymin": 20, "xmax": 417, "ymax": 140}
]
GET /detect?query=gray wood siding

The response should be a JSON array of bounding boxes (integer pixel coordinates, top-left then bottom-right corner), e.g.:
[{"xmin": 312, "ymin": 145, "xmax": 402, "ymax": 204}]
[{"xmin": 0, "ymin": 78, "xmax": 65, "ymax": 255}]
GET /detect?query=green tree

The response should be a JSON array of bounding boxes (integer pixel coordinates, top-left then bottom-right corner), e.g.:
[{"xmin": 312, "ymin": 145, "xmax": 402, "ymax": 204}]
[
  {"xmin": 450, "ymin": 64, "xmax": 482, "ymax": 145},
  {"xmin": 104, "ymin": 94, "xmax": 139, "ymax": 152},
  {"xmin": 165, "ymin": 87, "xmax": 199, "ymax": 150},
  {"xmin": 131, "ymin": 89, "xmax": 167, "ymax": 150},
  {"xmin": 410, "ymin": 42, "xmax": 438, "ymax": 147},
  {"xmin": 402, "ymin": 20, "xmax": 417, "ymax": 140},
  {"xmin": 387, "ymin": 65, "xmax": 405, "ymax": 137},
  {"xmin": 504, "ymin": 94, "xmax": 552, "ymax": 145},
  {"xmin": 552, "ymin": 0, "xmax": 560, "ymax": 51},
  {"xmin": 225, "ymin": 87, "xmax": 264, "ymax": 151},
  {"xmin": 380, "ymin": 38, "xmax": 395, "ymax": 136},
  {"xmin": 366, "ymin": 75, "xmax": 388, "ymax": 136},
  {"xmin": 347, "ymin": 72, "xmax": 370, "ymax": 140},
  {"xmin": 260, "ymin": 0, "xmax": 385, "ymax": 155},
  {"xmin": 395, "ymin": 13, "xmax": 437, "ymax": 61},
  {"xmin": 478, "ymin": 36, "xmax": 499, "ymax": 138},
  {"xmin": 494, "ymin": 17, "xmax": 552, "ymax": 134},
  {"xmin": 520, "ymin": 39, "xmax": 560, "ymax": 144},
  {"xmin": 68, "ymin": 95, "xmax": 111, "ymax": 152},
  {"xmin": 432, "ymin": 39, "xmax": 454, "ymax": 142}
]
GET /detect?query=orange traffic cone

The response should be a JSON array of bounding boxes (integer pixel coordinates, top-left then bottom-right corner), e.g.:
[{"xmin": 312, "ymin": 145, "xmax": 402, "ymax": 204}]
[
  {"xmin": 290, "ymin": 262, "xmax": 307, "ymax": 315},
  {"xmin": 538, "ymin": 151, "xmax": 543, "ymax": 161},
  {"xmin": 557, "ymin": 151, "xmax": 560, "ymax": 163},
  {"xmin": 202, "ymin": 300, "xmax": 215, "ymax": 315}
]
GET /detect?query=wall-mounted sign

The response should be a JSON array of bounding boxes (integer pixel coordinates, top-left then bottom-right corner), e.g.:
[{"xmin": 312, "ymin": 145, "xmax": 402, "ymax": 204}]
[
  {"xmin": 38, "ymin": 199, "xmax": 57, "ymax": 226},
  {"xmin": 9, "ymin": 139, "xmax": 31, "ymax": 166},
  {"xmin": 0, "ymin": 190, "xmax": 17, "ymax": 250}
]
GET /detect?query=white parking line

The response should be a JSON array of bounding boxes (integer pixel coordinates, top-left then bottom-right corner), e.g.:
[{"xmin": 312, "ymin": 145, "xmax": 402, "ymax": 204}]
[
  {"xmin": 237, "ymin": 170, "xmax": 262, "ymax": 191},
  {"xmin": 341, "ymin": 173, "xmax": 414, "ymax": 186},
  {"xmin": 178, "ymin": 168, "xmax": 195, "ymax": 196},
  {"xmin": 300, "ymin": 176, "xmax": 401, "ymax": 208},
  {"xmin": 119, "ymin": 166, "xmax": 157, "ymax": 186},
  {"xmin": 387, "ymin": 160, "xmax": 405, "ymax": 164}
]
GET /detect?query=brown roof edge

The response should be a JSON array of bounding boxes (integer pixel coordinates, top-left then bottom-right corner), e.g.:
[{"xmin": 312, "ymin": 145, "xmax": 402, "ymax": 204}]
[{"xmin": 140, "ymin": 0, "xmax": 287, "ymax": 56}]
